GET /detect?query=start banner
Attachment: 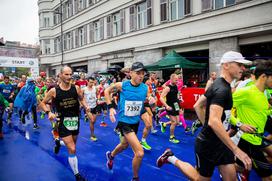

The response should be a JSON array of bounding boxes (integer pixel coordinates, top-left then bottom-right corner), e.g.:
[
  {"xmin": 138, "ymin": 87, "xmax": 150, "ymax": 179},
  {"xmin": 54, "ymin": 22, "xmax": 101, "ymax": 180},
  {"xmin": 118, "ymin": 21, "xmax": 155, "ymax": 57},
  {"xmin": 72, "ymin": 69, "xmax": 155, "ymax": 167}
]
[{"xmin": 181, "ymin": 87, "xmax": 205, "ymax": 110}]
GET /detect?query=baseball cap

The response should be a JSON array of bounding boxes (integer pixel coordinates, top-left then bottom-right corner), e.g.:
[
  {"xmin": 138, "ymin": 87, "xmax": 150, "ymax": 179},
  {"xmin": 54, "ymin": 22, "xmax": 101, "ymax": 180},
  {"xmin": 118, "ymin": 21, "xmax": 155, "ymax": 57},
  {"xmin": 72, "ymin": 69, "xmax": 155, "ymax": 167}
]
[
  {"xmin": 131, "ymin": 62, "xmax": 147, "ymax": 72},
  {"xmin": 220, "ymin": 51, "xmax": 252, "ymax": 65}
]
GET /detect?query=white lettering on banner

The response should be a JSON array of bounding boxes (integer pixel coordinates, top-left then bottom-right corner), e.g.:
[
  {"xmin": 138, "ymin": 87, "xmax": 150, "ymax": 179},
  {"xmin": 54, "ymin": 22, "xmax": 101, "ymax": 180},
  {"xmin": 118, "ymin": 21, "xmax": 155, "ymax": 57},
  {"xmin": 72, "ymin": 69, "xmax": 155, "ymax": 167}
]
[{"xmin": 193, "ymin": 94, "xmax": 202, "ymax": 101}]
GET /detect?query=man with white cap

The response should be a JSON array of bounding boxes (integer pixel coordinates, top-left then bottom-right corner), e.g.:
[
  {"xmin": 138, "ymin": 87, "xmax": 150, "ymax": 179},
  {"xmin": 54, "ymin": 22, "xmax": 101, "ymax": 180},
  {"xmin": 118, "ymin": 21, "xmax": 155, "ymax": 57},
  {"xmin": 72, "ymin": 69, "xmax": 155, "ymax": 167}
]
[
  {"xmin": 156, "ymin": 51, "xmax": 253, "ymax": 180},
  {"xmin": 193, "ymin": 51, "xmax": 252, "ymax": 180}
]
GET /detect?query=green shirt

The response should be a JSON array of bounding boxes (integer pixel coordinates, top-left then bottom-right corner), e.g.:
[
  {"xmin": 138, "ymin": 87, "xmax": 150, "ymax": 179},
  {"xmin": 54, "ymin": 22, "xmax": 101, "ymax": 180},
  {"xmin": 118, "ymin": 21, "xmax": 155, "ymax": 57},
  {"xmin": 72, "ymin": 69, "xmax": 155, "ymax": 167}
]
[
  {"xmin": 232, "ymin": 85, "xmax": 272, "ymax": 145},
  {"xmin": 0, "ymin": 93, "xmax": 9, "ymax": 107}
]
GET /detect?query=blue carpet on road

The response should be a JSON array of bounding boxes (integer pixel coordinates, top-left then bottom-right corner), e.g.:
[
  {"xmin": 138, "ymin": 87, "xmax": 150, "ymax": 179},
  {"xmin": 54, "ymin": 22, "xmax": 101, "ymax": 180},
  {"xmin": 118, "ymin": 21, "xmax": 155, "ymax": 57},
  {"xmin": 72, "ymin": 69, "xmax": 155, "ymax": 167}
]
[{"xmin": 0, "ymin": 111, "xmax": 260, "ymax": 181}]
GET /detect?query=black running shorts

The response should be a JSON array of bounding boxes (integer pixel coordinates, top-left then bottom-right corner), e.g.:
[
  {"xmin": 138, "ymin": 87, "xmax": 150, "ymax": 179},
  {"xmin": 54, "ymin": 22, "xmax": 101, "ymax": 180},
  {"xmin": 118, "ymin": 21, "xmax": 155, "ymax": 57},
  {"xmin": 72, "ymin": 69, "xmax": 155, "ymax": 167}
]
[{"xmin": 116, "ymin": 121, "xmax": 139, "ymax": 136}]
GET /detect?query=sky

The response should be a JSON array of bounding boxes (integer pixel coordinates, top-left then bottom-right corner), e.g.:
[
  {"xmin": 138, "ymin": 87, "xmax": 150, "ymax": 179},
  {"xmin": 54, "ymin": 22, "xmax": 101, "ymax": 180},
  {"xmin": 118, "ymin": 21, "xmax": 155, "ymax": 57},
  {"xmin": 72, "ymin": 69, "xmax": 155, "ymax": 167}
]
[{"xmin": 0, "ymin": 0, "xmax": 39, "ymax": 45}]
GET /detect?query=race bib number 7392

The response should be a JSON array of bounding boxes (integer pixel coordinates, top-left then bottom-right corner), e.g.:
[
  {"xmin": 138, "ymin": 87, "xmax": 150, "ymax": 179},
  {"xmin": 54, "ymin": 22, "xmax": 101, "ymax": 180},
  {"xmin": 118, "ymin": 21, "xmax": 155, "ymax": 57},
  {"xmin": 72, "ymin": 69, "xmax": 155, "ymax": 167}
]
[{"xmin": 125, "ymin": 101, "xmax": 142, "ymax": 117}]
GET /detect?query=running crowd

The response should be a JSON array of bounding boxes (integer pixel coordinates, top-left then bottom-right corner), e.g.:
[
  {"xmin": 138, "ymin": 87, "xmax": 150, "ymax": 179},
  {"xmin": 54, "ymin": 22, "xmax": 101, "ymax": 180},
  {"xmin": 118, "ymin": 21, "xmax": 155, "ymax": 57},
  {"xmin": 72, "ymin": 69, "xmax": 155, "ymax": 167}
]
[{"xmin": 0, "ymin": 51, "xmax": 272, "ymax": 181}]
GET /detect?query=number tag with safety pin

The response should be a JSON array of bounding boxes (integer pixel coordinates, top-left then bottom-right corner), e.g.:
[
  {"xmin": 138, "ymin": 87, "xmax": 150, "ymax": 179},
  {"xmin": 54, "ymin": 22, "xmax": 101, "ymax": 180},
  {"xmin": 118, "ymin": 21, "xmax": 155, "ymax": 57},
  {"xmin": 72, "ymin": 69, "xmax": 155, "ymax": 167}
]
[
  {"xmin": 63, "ymin": 117, "xmax": 79, "ymax": 131},
  {"xmin": 125, "ymin": 101, "xmax": 142, "ymax": 116}
]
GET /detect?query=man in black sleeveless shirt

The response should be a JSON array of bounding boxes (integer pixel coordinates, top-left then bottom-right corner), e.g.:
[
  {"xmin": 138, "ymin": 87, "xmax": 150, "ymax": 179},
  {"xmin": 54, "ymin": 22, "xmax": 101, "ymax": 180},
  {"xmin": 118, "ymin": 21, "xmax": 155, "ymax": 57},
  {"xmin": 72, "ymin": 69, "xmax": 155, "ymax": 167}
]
[
  {"xmin": 40, "ymin": 66, "xmax": 89, "ymax": 181},
  {"xmin": 160, "ymin": 74, "xmax": 180, "ymax": 144}
]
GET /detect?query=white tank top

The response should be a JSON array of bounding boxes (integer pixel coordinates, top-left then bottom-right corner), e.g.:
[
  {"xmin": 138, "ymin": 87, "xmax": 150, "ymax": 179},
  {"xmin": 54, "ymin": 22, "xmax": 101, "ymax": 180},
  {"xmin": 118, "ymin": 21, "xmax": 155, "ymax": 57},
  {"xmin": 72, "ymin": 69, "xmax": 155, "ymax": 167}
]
[{"xmin": 83, "ymin": 86, "xmax": 97, "ymax": 108}]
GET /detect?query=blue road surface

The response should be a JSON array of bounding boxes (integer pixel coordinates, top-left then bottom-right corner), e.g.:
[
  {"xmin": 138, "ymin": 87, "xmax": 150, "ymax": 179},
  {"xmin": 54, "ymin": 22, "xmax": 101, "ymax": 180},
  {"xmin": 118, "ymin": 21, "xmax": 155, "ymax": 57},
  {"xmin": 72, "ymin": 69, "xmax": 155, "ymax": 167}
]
[{"xmin": 0, "ymin": 112, "xmax": 260, "ymax": 181}]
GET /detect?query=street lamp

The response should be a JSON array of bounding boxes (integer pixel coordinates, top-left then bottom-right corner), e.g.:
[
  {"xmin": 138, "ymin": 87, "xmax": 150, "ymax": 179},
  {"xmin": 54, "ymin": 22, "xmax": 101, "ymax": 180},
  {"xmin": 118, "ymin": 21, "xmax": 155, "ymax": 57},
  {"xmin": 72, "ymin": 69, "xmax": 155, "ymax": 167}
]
[{"xmin": 55, "ymin": 0, "xmax": 64, "ymax": 65}]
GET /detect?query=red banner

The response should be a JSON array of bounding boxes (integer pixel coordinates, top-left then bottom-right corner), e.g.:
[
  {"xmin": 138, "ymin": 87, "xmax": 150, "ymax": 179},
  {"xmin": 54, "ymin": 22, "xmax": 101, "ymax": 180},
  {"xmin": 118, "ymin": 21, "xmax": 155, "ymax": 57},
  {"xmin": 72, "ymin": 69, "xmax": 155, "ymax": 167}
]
[{"xmin": 180, "ymin": 87, "xmax": 205, "ymax": 110}]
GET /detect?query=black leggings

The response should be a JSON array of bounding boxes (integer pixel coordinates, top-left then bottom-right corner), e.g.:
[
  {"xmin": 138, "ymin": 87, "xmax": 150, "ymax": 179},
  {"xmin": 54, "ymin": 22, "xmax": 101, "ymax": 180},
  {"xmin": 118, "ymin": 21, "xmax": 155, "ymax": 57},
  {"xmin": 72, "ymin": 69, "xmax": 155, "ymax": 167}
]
[{"xmin": 19, "ymin": 106, "xmax": 37, "ymax": 124}]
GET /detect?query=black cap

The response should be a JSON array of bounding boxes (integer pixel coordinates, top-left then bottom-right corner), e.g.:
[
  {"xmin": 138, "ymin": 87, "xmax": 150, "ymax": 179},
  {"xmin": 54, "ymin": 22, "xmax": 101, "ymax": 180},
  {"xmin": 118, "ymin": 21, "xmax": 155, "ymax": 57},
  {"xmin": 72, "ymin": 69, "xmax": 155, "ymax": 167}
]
[{"xmin": 131, "ymin": 62, "xmax": 146, "ymax": 72}]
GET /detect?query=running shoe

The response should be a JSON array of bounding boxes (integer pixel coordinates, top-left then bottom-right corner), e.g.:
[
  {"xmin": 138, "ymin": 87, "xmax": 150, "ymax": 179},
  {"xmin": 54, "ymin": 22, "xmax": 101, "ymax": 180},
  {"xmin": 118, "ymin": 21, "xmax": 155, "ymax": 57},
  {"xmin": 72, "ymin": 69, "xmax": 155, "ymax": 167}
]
[
  {"xmin": 20, "ymin": 117, "xmax": 26, "ymax": 124},
  {"xmin": 75, "ymin": 173, "xmax": 86, "ymax": 181},
  {"xmin": 184, "ymin": 127, "xmax": 191, "ymax": 133},
  {"xmin": 155, "ymin": 114, "xmax": 160, "ymax": 125},
  {"xmin": 140, "ymin": 141, "xmax": 152, "ymax": 150},
  {"xmin": 100, "ymin": 121, "xmax": 107, "ymax": 127},
  {"xmin": 40, "ymin": 112, "xmax": 45, "ymax": 119},
  {"xmin": 131, "ymin": 177, "xmax": 140, "ymax": 181},
  {"xmin": 106, "ymin": 151, "xmax": 114, "ymax": 170},
  {"xmin": 169, "ymin": 137, "xmax": 179, "ymax": 144},
  {"xmin": 156, "ymin": 148, "xmax": 174, "ymax": 168},
  {"xmin": 90, "ymin": 135, "xmax": 98, "ymax": 142},
  {"xmin": 160, "ymin": 122, "xmax": 166, "ymax": 133},
  {"xmin": 33, "ymin": 124, "xmax": 40, "ymax": 129},
  {"xmin": 151, "ymin": 129, "xmax": 158, "ymax": 134},
  {"xmin": 7, "ymin": 119, "xmax": 11, "ymax": 126},
  {"xmin": 54, "ymin": 139, "xmax": 61, "ymax": 154},
  {"xmin": 191, "ymin": 119, "xmax": 201, "ymax": 135},
  {"xmin": 84, "ymin": 114, "xmax": 89, "ymax": 122},
  {"xmin": 114, "ymin": 128, "xmax": 120, "ymax": 135},
  {"xmin": 0, "ymin": 132, "xmax": 3, "ymax": 139}
]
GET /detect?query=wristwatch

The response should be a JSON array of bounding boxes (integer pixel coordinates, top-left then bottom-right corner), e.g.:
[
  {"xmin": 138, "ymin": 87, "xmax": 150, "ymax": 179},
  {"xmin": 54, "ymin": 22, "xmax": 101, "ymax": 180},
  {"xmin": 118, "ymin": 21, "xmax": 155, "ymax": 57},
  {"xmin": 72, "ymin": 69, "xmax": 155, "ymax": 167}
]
[{"xmin": 236, "ymin": 121, "xmax": 243, "ymax": 128}]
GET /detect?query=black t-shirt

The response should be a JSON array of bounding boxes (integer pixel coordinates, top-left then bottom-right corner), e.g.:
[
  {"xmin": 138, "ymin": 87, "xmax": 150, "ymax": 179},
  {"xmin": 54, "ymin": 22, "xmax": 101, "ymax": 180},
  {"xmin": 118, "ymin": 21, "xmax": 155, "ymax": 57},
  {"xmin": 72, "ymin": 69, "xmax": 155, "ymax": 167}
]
[{"xmin": 199, "ymin": 77, "xmax": 233, "ymax": 143}]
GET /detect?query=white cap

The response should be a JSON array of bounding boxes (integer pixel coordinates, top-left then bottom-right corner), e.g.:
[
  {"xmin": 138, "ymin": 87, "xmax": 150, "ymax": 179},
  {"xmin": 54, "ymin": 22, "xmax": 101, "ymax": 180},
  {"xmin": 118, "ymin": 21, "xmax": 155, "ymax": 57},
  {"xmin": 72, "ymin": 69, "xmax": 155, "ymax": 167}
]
[{"xmin": 220, "ymin": 51, "xmax": 252, "ymax": 65}]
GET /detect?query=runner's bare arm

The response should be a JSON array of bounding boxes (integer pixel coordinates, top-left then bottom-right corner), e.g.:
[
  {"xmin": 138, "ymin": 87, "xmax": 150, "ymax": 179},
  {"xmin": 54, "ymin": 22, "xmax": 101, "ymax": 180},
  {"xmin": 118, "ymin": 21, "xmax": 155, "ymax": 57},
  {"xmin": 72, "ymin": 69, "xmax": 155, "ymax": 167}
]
[
  {"xmin": 193, "ymin": 95, "xmax": 206, "ymax": 125},
  {"xmin": 40, "ymin": 88, "xmax": 56, "ymax": 112},
  {"xmin": 76, "ymin": 85, "xmax": 90, "ymax": 112},
  {"xmin": 105, "ymin": 82, "xmax": 122, "ymax": 123},
  {"xmin": 159, "ymin": 86, "xmax": 170, "ymax": 109},
  {"xmin": 105, "ymin": 82, "xmax": 122, "ymax": 105}
]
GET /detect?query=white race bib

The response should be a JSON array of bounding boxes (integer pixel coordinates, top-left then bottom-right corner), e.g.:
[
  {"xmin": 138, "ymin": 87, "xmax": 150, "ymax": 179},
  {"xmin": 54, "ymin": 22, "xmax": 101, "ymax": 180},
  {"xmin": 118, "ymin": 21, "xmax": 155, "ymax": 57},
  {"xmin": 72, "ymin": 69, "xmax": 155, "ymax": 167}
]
[
  {"xmin": 173, "ymin": 102, "xmax": 180, "ymax": 111},
  {"xmin": 223, "ymin": 110, "xmax": 231, "ymax": 130},
  {"xmin": 63, "ymin": 117, "xmax": 79, "ymax": 131},
  {"xmin": 125, "ymin": 101, "xmax": 142, "ymax": 117}
]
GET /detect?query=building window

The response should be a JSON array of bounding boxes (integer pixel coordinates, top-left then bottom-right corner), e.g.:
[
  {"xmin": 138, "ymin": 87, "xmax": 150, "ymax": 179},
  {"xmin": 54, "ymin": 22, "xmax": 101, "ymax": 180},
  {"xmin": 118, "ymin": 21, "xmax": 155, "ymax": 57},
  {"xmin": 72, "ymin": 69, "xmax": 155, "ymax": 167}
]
[
  {"xmin": 78, "ymin": 26, "xmax": 87, "ymax": 46},
  {"xmin": 129, "ymin": 6, "xmax": 136, "ymax": 31},
  {"xmin": 43, "ymin": 17, "xmax": 50, "ymax": 27},
  {"xmin": 88, "ymin": 0, "xmax": 94, "ymax": 6},
  {"xmin": 44, "ymin": 40, "xmax": 51, "ymax": 54},
  {"xmin": 66, "ymin": 32, "xmax": 72, "ymax": 50},
  {"xmin": 54, "ymin": 7, "xmax": 61, "ymax": 25},
  {"xmin": 67, "ymin": 0, "xmax": 73, "ymax": 18},
  {"xmin": 79, "ymin": 27, "xmax": 84, "ymax": 46},
  {"xmin": 54, "ymin": 37, "xmax": 61, "ymax": 53},
  {"xmin": 63, "ymin": 34, "xmax": 67, "ymax": 50},
  {"xmin": 94, "ymin": 19, "xmax": 104, "ymax": 42},
  {"xmin": 160, "ymin": 0, "xmax": 168, "ymax": 22},
  {"xmin": 202, "ymin": 0, "xmax": 212, "ymax": 11},
  {"xmin": 112, "ymin": 10, "xmax": 125, "ymax": 37},
  {"xmin": 78, "ymin": 0, "xmax": 86, "ymax": 11},
  {"xmin": 214, "ymin": 0, "xmax": 235, "ymax": 9},
  {"xmin": 74, "ymin": 0, "xmax": 78, "ymax": 14},
  {"xmin": 169, "ymin": 0, "xmax": 190, "ymax": 21},
  {"xmin": 137, "ymin": 0, "xmax": 152, "ymax": 30},
  {"xmin": 106, "ymin": 16, "xmax": 112, "ymax": 38},
  {"xmin": 89, "ymin": 23, "xmax": 94, "ymax": 43}
]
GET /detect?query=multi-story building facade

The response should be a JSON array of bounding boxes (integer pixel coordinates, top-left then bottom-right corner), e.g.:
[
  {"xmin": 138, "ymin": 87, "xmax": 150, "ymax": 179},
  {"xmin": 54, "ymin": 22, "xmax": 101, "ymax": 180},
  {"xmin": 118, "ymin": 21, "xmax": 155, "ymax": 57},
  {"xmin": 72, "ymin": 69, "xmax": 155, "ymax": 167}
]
[{"xmin": 38, "ymin": 0, "xmax": 272, "ymax": 78}]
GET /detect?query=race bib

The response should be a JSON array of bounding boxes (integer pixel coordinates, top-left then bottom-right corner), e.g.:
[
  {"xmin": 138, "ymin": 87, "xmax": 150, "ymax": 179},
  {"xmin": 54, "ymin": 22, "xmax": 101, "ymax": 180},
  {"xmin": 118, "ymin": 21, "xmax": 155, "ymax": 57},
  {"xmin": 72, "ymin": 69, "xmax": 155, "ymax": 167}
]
[
  {"xmin": 100, "ymin": 97, "xmax": 105, "ymax": 101},
  {"xmin": 125, "ymin": 101, "xmax": 142, "ymax": 116},
  {"xmin": 63, "ymin": 117, "xmax": 79, "ymax": 131},
  {"xmin": 223, "ymin": 110, "xmax": 231, "ymax": 130},
  {"xmin": 173, "ymin": 102, "xmax": 180, "ymax": 111},
  {"xmin": 3, "ymin": 89, "xmax": 10, "ymax": 93}
]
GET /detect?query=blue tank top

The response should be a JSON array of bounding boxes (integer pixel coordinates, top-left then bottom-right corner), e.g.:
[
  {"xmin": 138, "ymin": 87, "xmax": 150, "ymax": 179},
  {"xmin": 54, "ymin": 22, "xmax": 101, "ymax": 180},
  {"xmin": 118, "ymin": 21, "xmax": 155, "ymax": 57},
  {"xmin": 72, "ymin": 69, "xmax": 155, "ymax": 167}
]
[{"xmin": 118, "ymin": 80, "xmax": 147, "ymax": 124}]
